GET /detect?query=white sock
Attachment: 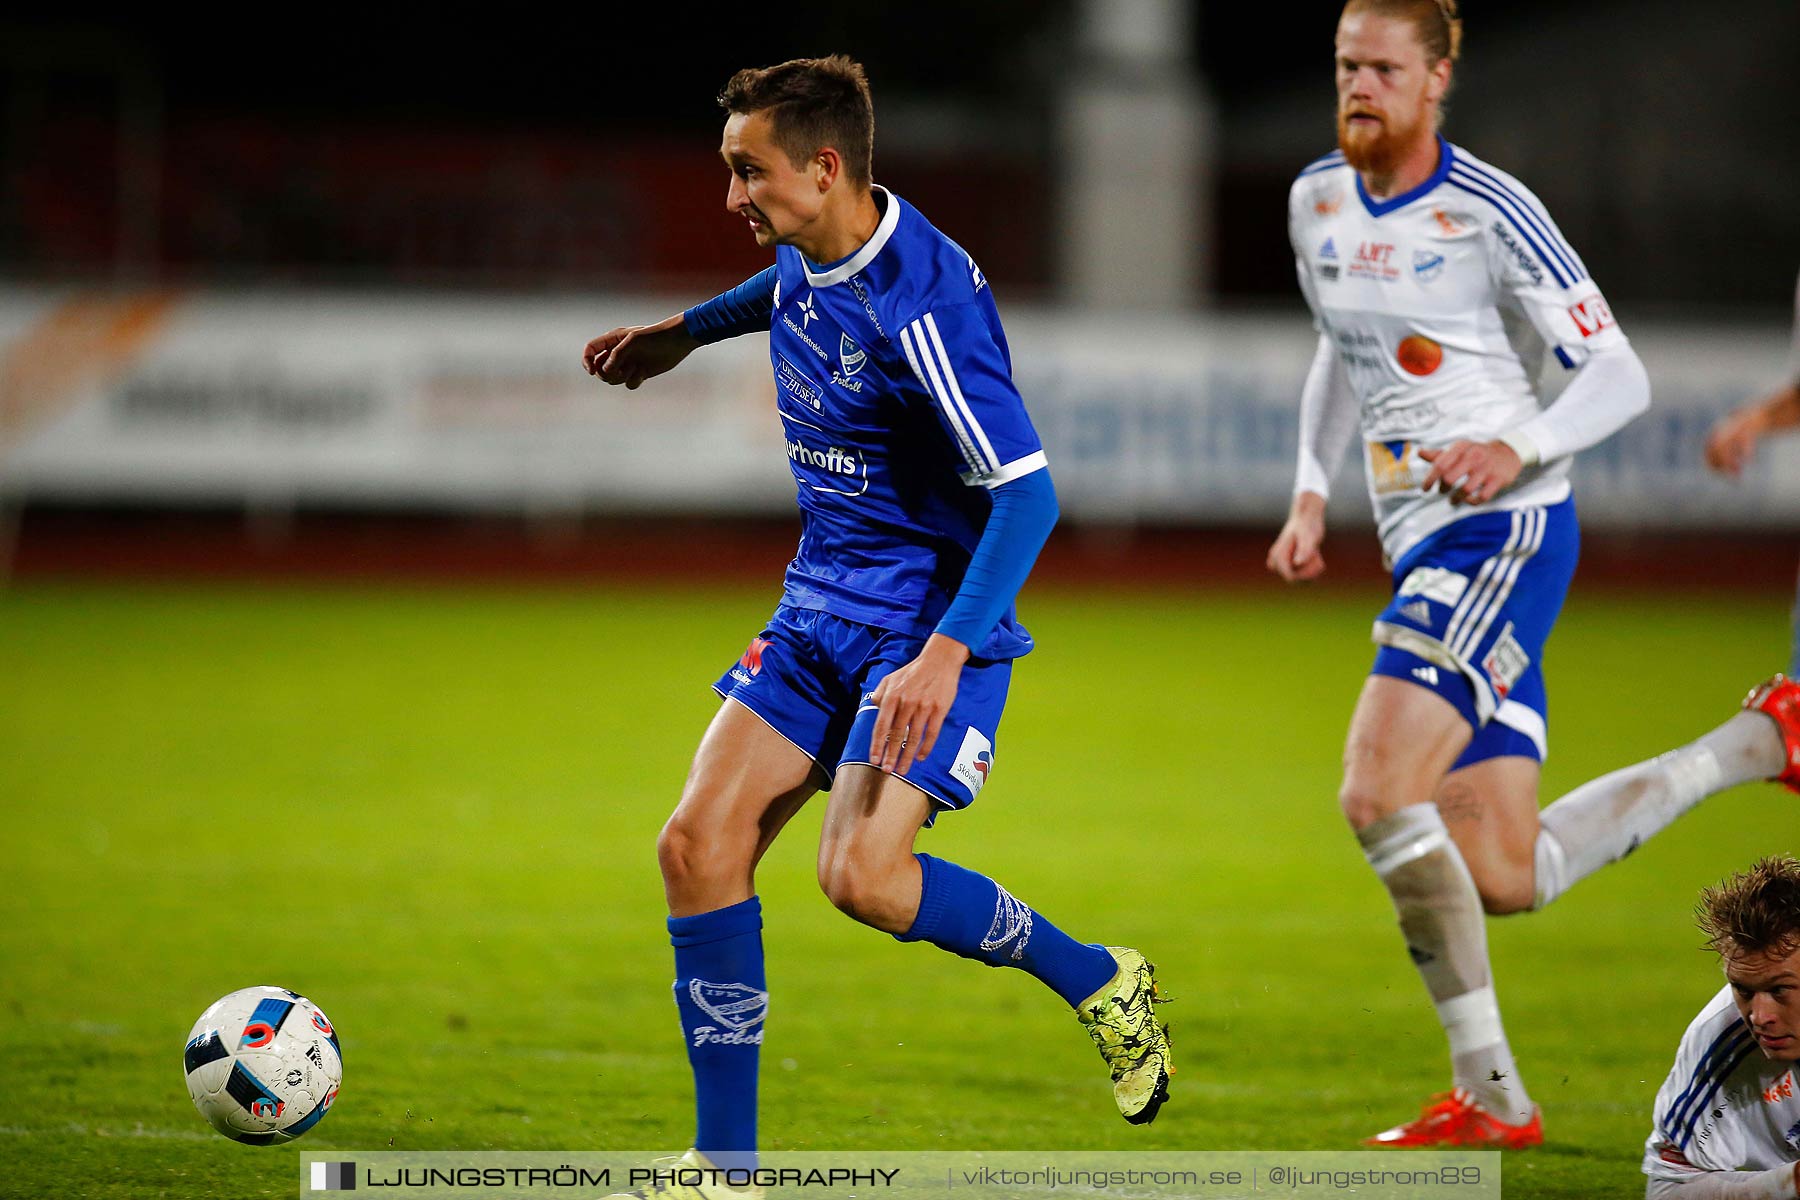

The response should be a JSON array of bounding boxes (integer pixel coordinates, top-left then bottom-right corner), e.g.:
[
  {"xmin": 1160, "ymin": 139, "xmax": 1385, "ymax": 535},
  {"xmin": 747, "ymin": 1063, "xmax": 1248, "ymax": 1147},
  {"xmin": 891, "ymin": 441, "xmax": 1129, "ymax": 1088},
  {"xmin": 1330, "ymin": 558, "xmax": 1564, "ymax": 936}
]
[
  {"xmin": 1533, "ymin": 711, "xmax": 1786, "ymax": 909},
  {"xmin": 1360, "ymin": 804, "xmax": 1534, "ymax": 1122}
]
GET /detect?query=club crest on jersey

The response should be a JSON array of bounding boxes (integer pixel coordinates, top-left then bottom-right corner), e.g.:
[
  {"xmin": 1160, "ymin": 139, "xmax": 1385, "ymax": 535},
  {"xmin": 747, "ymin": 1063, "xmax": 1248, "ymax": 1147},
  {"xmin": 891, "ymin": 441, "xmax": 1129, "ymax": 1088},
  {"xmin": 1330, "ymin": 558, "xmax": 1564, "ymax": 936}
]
[
  {"xmin": 838, "ymin": 333, "xmax": 867, "ymax": 377},
  {"xmin": 1412, "ymin": 249, "xmax": 1445, "ymax": 283}
]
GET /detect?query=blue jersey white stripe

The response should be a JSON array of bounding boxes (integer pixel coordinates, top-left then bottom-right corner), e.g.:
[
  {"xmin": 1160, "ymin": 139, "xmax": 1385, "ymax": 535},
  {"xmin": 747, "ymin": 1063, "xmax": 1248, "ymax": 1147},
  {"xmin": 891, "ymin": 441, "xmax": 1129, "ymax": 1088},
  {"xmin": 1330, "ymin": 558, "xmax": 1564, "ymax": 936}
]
[{"xmin": 750, "ymin": 187, "xmax": 1045, "ymax": 659}]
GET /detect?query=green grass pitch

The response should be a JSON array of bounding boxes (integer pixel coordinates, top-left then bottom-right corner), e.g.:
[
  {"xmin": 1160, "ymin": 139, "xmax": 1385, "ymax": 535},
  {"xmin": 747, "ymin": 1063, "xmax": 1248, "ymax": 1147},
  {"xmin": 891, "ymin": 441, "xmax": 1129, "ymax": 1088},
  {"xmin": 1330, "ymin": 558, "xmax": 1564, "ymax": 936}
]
[{"xmin": 0, "ymin": 578, "xmax": 1789, "ymax": 1198}]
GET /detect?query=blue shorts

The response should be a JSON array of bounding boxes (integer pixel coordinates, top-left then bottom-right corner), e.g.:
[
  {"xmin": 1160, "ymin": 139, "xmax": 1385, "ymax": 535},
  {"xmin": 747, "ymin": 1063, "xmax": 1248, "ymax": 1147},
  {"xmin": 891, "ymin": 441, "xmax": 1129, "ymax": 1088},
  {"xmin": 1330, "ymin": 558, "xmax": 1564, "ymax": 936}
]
[
  {"xmin": 711, "ymin": 606, "xmax": 1012, "ymax": 824},
  {"xmin": 1369, "ymin": 499, "xmax": 1579, "ymax": 769}
]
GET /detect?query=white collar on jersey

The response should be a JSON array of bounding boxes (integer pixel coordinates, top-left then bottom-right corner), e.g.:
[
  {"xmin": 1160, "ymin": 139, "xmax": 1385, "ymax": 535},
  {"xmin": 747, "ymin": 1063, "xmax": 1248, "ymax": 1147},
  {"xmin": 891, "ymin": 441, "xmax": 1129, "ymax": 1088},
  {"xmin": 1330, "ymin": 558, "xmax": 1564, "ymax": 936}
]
[{"xmin": 802, "ymin": 185, "xmax": 899, "ymax": 289}]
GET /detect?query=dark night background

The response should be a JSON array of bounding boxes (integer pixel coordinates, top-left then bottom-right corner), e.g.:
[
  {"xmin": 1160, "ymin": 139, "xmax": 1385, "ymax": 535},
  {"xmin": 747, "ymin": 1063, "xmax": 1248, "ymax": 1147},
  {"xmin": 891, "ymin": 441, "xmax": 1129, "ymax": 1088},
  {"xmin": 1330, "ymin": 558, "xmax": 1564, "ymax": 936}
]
[{"xmin": 4, "ymin": 2, "xmax": 1797, "ymax": 307}]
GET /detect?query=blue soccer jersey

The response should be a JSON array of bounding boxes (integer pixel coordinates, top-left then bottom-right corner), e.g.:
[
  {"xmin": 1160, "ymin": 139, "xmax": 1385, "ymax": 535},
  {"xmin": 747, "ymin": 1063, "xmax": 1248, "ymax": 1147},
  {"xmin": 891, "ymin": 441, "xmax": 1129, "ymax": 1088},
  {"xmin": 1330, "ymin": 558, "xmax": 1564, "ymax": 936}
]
[{"xmin": 691, "ymin": 187, "xmax": 1046, "ymax": 661}]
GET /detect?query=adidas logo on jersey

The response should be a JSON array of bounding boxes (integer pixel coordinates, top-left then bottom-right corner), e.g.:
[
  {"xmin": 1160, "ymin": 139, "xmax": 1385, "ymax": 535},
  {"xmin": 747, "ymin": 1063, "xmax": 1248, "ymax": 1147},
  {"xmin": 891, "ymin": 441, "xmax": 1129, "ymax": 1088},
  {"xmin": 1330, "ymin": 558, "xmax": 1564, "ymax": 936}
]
[
  {"xmin": 1318, "ymin": 237, "xmax": 1338, "ymax": 259},
  {"xmin": 1398, "ymin": 600, "xmax": 1434, "ymax": 627},
  {"xmin": 1411, "ymin": 665, "xmax": 1440, "ymax": 686}
]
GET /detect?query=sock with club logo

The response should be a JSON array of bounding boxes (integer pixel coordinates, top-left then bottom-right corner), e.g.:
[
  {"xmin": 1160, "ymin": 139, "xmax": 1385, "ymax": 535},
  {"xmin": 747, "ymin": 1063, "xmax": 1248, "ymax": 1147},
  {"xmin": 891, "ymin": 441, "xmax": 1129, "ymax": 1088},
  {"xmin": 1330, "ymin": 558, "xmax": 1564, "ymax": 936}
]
[
  {"xmin": 669, "ymin": 896, "xmax": 765, "ymax": 1172},
  {"xmin": 897, "ymin": 853, "xmax": 1118, "ymax": 1007}
]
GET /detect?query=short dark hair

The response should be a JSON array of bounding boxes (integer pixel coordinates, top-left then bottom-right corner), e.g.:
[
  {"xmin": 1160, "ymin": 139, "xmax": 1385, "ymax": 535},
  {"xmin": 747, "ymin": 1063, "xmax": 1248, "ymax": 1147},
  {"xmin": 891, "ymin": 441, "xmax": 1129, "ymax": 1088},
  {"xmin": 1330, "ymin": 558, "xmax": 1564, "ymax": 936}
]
[
  {"xmin": 718, "ymin": 55, "xmax": 874, "ymax": 187},
  {"xmin": 1697, "ymin": 855, "xmax": 1800, "ymax": 960}
]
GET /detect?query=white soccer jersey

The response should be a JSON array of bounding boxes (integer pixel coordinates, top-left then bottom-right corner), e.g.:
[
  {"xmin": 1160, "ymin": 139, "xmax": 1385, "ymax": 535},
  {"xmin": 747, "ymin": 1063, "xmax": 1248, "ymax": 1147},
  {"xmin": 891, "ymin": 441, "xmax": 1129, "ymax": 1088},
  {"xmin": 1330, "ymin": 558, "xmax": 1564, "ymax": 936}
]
[
  {"xmin": 1288, "ymin": 137, "xmax": 1631, "ymax": 561},
  {"xmin": 1643, "ymin": 987, "xmax": 1800, "ymax": 1186}
]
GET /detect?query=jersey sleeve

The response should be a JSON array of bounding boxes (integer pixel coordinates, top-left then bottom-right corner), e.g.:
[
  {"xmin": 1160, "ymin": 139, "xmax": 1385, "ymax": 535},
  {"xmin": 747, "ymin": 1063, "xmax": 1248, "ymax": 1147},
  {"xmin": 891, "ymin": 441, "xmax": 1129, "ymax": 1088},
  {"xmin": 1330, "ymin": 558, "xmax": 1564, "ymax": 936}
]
[
  {"xmin": 896, "ymin": 302, "xmax": 1046, "ymax": 488},
  {"xmin": 1478, "ymin": 174, "xmax": 1627, "ymax": 369},
  {"xmin": 1645, "ymin": 1003, "xmax": 1759, "ymax": 1181}
]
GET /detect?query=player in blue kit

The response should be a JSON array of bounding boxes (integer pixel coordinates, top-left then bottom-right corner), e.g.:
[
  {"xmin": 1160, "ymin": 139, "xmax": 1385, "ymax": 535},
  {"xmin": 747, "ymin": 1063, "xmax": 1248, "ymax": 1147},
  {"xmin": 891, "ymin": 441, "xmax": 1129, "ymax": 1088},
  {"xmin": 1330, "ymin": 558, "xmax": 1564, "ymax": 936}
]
[{"xmin": 582, "ymin": 57, "xmax": 1172, "ymax": 1199}]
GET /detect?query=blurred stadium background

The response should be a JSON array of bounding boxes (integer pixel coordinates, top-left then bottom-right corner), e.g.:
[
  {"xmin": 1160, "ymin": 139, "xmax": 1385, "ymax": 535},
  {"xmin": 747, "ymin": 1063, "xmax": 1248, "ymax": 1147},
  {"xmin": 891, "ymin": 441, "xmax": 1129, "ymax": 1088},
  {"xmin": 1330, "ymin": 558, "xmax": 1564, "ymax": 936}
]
[{"xmin": 2, "ymin": 3, "xmax": 1797, "ymax": 1198}]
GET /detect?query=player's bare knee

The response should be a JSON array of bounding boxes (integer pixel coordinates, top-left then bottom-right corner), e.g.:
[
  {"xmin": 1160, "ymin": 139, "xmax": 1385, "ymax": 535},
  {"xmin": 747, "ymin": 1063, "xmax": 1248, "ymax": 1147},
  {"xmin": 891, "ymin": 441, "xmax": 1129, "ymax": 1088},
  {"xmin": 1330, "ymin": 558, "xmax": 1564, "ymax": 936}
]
[
  {"xmin": 1337, "ymin": 771, "xmax": 1397, "ymax": 830},
  {"xmin": 817, "ymin": 860, "xmax": 897, "ymax": 929},
  {"xmin": 657, "ymin": 813, "xmax": 745, "ymax": 893},
  {"xmin": 816, "ymin": 840, "xmax": 910, "ymax": 931}
]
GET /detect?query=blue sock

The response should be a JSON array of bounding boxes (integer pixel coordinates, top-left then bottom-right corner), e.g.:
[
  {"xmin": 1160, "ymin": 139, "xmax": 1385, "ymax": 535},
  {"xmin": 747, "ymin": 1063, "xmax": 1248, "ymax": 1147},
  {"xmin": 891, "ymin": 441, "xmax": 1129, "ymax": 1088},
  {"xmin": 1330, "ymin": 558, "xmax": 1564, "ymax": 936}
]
[
  {"xmin": 668, "ymin": 896, "xmax": 764, "ymax": 1172},
  {"xmin": 896, "ymin": 853, "xmax": 1117, "ymax": 1007}
]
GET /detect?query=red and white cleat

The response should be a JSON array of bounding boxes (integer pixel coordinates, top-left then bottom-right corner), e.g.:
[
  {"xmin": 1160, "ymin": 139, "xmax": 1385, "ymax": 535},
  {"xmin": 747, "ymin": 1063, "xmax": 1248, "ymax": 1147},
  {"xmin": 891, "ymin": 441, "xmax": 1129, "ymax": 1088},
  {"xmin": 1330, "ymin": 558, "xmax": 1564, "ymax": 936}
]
[
  {"xmin": 1744, "ymin": 674, "xmax": 1800, "ymax": 794},
  {"xmin": 1364, "ymin": 1089, "xmax": 1543, "ymax": 1149}
]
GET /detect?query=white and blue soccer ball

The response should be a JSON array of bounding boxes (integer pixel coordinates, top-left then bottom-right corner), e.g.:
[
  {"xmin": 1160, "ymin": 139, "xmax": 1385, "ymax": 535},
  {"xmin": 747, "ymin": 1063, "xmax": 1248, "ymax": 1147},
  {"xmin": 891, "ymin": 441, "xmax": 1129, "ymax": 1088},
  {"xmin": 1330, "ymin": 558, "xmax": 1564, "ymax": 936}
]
[{"xmin": 184, "ymin": 986, "xmax": 343, "ymax": 1144}]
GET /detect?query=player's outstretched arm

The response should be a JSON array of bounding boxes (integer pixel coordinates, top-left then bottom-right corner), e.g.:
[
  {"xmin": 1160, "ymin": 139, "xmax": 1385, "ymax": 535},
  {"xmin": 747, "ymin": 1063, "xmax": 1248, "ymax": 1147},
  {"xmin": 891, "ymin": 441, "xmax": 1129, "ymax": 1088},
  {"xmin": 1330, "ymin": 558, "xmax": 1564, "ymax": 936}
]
[
  {"xmin": 1705, "ymin": 383, "xmax": 1800, "ymax": 478},
  {"xmin": 583, "ymin": 264, "xmax": 780, "ymax": 390},
  {"xmin": 582, "ymin": 315, "xmax": 699, "ymax": 390},
  {"xmin": 1267, "ymin": 490, "xmax": 1328, "ymax": 582}
]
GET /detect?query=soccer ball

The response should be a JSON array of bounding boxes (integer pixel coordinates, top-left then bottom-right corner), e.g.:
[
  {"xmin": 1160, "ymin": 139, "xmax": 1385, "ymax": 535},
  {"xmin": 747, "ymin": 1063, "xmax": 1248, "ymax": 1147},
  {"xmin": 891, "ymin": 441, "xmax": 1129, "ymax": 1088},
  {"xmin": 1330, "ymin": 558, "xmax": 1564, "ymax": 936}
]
[{"xmin": 183, "ymin": 986, "xmax": 343, "ymax": 1144}]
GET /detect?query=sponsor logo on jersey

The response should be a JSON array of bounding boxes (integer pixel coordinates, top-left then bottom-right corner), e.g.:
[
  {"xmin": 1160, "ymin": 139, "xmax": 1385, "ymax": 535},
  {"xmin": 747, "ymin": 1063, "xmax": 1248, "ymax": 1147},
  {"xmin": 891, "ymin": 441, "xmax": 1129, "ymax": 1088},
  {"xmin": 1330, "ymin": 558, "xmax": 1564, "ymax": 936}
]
[
  {"xmin": 838, "ymin": 333, "xmax": 867, "ymax": 377},
  {"xmin": 1368, "ymin": 440, "xmax": 1418, "ymax": 495},
  {"xmin": 781, "ymin": 314, "xmax": 831, "ymax": 362},
  {"xmin": 731, "ymin": 636, "xmax": 771, "ymax": 686},
  {"xmin": 1400, "ymin": 566, "xmax": 1470, "ymax": 607},
  {"xmin": 1491, "ymin": 222, "xmax": 1545, "ymax": 286},
  {"xmin": 979, "ymin": 881, "xmax": 1033, "ymax": 961},
  {"xmin": 1568, "ymin": 294, "xmax": 1615, "ymax": 338},
  {"xmin": 776, "ymin": 354, "xmax": 823, "ymax": 410},
  {"xmin": 1764, "ymin": 1072, "xmax": 1795, "ymax": 1104},
  {"xmin": 1411, "ymin": 665, "xmax": 1439, "ymax": 686},
  {"xmin": 1348, "ymin": 241, "xmax": 1400, "ymax": 281},
  {"xmin": 1483, "ymin": 623, "xmax": 1530, "ymax": 700},
  {"xmin": 1412, "ymin": 249, "xmax": 1446, "ymax": 283},
  {"xmin": 797, "ymin": 294, "xmax": 819, "ymax": 330},
  {"xmin": 951, "ymin": 726, "xmax": 994, "ymax": 799},
  {"xmin": 1398, "ymin": 600, "xmax": 1434, "ymax": 627},
  {"xmin": 1430, "ymin": 207, "xmax": 1475, "ymax": 236},
  {"xmin": 688, "ymin": 979, "xmax": 768, "ymax": 1046},
  {"xmin": 846, "ymin": 274, "xmax": 887, "ymax": 338},
  {"xmin": 786, "ymin": 438, "xmax": 862, "ymax": 477},
  {"xmin": 1396, "ymin": 334, "xmax": 1443, "ymax": 376}
]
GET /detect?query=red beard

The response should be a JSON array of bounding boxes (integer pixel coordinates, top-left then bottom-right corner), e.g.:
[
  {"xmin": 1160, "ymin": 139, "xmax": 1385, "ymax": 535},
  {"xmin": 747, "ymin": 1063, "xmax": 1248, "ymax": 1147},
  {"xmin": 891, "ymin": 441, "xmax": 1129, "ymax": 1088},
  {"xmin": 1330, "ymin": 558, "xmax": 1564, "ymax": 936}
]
[{"xmin": 1337, "ymin": 104, "xmax": 1424, "ymax": 178}]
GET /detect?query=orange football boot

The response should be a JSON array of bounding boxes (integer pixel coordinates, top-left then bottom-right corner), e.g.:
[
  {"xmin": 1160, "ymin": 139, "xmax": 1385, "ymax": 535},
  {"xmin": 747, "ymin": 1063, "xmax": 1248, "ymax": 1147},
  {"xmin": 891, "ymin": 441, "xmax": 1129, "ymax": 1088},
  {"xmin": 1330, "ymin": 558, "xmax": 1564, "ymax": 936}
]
[
  {"xmin": 1744, "ymin": 674, "xmax": 1800, "ymax": 793},
  {"xmin": 1364, "ymin": 1088, "xmax": 1543, "ymax": 1149}
]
